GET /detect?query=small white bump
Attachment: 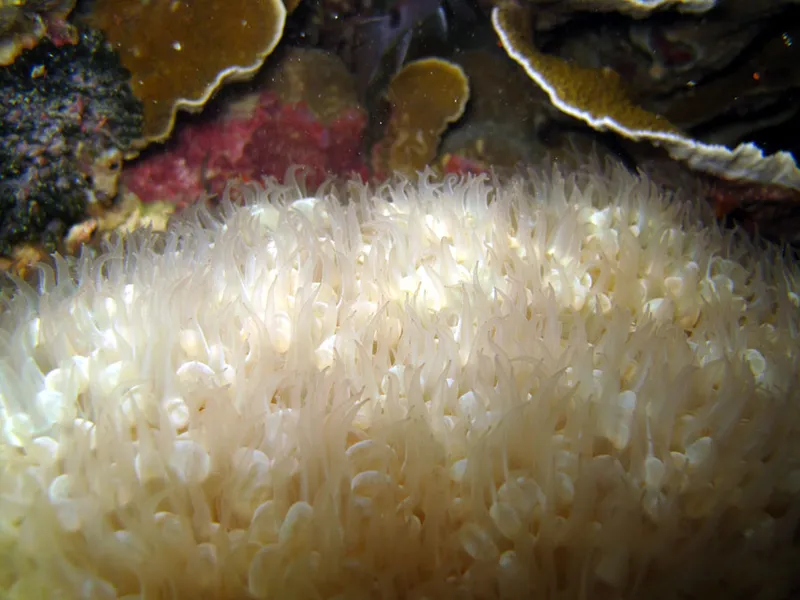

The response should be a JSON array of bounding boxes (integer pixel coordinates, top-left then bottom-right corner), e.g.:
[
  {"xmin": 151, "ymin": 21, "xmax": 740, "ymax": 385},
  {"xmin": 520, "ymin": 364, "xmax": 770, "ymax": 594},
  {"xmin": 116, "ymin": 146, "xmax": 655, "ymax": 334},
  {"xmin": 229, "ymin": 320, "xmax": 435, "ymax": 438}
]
[
  {"xmin": 489, "ymin": 501, "xmax": 522, "ymax": 539},
  {"xmin": 179, "ymin": 329, "xmax": 205, "ymax": 359},
  {"xmin": 221, "ymin": 364, "xmax": 237, "ymax": 387},
  {"xmin": 742, "ymin": 348, "xmax": 766, "ymax": 378},
  {"xmin": 449, "ymin": 458, "xmax": 469, "ymax": 483},
  {"xmin": 134, "ymin": 449, "xmax": 167, "ymax": 484},
  {"xmin": 589, "ymin": 207, "xmax": 612, "ymax": 229},
  {"xmin": 164, "ymin": 396, "xmax": 190, "ymax": 430},
  {"xmin": 685, "ymin": 436, "xmax": 714, "ymax": 469},
  {"xmin": 643, "ymin": 297, "xmax": 673, "ymax": 322},
  {"xmin": 497, "ymin": 477, "xmax": 544, "ymax": 519},
  {"xmin": 96, "ymin": 361, "xmax": 128, "ymax": 395},
  {"xmin": 176, "ymin": 360, "xmax": 216, "ymax": 386},
  {"xmin": 345, "ymin": 439, "xmax": 395, "ymax": 473},
  {"xmin": 278, "ymin": 501, "xmax": 314, "ymax": 547},
  {"xmin": 597, "ymin": 390, "xmax": 637, "ymax": 451},
  {"xmin": 290, "ymin": 197, "xmax": 321, "ymax": 216},
  {"xmin": 70, "ymin": 355, "xmax": 91, "ymax": 392},
  {"xmin": 270, "ymin": 313, "xmax": 293, "ymax": 353},
  {"xmin": 249, "ymin": 500, "xmax": 281, "ymax": 545},
  {"xmin": 188, "ymin": 543, "xmax": 219, "ymax": 590},
  {"xmin": 48, "ymin": 473, "xmax": 76, "ymax": 504},
  {"xmin": 459, "ymin": 522, "xmax": 499, "ymax": 561},
  {"xmin": 594, "ymin": 548, "xmax": 629, "ymax": 588},
  {"xmin": 168, "ymin": 439, "xmax": 211, "ymax": 485},
  {"xmin": 122, "ymin": 284, "xmax": 136, "ymax": 305},
  {"xmin": 230, "ymin": 448, "xmax": 273, "ymax": 520},
  {"xmin": 664, "ymin": 275, "xmax": 684, "ymax": 297},
  {"xmin": 72, "ymin": 417, "xmax": 97, "ymax": 451},
  {"xmin": 555, "ymin": 472, "xmax": 575, "ymax": 507},
  {"xmin": 30, "ymin": 436, "xmax": 60, "ymax": 464},
  {"xmin": 79, "ymin": 576, "xmax": 117, "ymax": 600},
  {"xmin": 643, "ymin": 455, "xmax": 666, "ymax": 489},
  {"xmin": 26, "ymin": 317, "xmax": 41, "ymax": 348},
  {"xmin": 351, "ymin": 470, "xmax": 393, "ymax": 498},
  {"xmin": 314, "ymin": 335, "xmax": 337, "ymax": 370},
  {"xmin": 120, "ymin": 386, "xmax": 157, "ymax": 426},
  {"xmin": 34, "ymin": 389, "xmax": 74, "ymax": 426},
  {"xmin": 248, "ymin": 543, "xmax": 282, "ymax": 599}
]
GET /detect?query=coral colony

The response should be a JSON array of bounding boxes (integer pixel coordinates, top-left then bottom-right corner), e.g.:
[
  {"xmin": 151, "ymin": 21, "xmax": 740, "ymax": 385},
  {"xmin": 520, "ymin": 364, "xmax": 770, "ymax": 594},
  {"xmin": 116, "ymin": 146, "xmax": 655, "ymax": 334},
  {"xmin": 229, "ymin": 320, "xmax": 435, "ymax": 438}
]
[{"xmin": 2, "ymin": 164, "xmax": 799, "ymax": 598}]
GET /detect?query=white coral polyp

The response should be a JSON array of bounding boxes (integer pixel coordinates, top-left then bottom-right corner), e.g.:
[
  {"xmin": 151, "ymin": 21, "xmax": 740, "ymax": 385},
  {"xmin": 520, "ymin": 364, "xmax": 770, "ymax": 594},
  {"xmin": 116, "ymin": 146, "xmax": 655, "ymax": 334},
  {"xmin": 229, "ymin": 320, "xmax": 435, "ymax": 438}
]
[{"xmin": 1, "ymin": 163, "xmax": 799, "ymax": 599}]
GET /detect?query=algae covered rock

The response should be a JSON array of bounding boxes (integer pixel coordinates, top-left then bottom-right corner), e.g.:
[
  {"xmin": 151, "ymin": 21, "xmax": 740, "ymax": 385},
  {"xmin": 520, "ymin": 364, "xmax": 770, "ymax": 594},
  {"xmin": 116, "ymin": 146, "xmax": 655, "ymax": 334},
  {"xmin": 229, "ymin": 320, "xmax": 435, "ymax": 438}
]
[{"xmin": 0, "ymin": 28, "xmax": 142, "ymax": 256}]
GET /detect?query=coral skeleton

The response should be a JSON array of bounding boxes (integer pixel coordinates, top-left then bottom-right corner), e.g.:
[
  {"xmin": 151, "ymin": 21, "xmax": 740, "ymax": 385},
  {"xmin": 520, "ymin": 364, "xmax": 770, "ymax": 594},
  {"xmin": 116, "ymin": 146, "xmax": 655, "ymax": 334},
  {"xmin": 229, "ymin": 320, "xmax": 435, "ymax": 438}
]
[{"xmin": 1, "ymin": 162, "xmax": 799, "ymax": 599}]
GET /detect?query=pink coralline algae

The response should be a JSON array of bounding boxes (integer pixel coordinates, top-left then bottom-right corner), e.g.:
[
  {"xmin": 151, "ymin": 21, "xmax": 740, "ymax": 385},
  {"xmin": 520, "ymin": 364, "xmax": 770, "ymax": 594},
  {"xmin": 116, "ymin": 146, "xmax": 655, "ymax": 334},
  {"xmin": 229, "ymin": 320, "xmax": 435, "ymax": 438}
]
[{"xmin": 123, "ymin": 91, "xmax": 368, "ymax": 207}]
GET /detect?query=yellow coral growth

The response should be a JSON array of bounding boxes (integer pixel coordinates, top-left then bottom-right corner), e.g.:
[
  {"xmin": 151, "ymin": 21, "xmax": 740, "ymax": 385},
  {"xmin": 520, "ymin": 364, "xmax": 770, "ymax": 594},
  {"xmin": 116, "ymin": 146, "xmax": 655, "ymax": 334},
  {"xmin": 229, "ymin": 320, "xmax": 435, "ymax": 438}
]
[
  {"xmin": 381, "ymin": 58, "xmax": 470, "ymax": 175},
  {"xmin": 265, "ymin": 47, "xmax": 361, "ymax": 125},
  {"xmin": 87, "ymin": 0, "xmax": 286, "ymax": 146}
]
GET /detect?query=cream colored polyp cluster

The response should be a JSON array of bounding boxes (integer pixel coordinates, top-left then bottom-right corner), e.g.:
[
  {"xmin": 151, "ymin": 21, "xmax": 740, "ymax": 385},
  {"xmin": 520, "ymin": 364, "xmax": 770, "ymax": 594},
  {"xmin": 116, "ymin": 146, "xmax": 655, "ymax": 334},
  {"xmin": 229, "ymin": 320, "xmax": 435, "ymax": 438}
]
[{"xmin": 1, "ymin": 165, "xmax": 799, "ymax": 599}]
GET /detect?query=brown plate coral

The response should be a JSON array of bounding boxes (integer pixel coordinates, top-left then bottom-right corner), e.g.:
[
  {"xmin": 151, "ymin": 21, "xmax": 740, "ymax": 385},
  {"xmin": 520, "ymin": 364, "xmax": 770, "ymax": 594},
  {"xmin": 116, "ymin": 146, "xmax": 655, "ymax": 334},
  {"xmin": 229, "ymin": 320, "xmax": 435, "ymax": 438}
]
[
  {"xmin": 491, "ymin": 1, "xmax": 800, "ymax": 190},
  {"xmin": 86, "ymin": 0, "xmax": 287, "ymax": 147}
]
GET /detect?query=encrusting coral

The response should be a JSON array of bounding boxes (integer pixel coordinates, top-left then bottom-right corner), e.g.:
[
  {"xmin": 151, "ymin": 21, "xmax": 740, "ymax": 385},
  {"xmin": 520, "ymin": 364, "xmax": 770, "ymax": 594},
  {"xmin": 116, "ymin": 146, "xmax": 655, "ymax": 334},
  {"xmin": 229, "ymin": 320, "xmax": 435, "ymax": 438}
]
[
  {"xmin": 1, "ymin": 161, "xmax": 800, "ymax": 598},
  {"xmin": 265, "ymin": 47, "xmax": 363, "ymax": 126},
  {"xmin": 85, "ymin": 0, "xmax": 286, "ymax": 146}
]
